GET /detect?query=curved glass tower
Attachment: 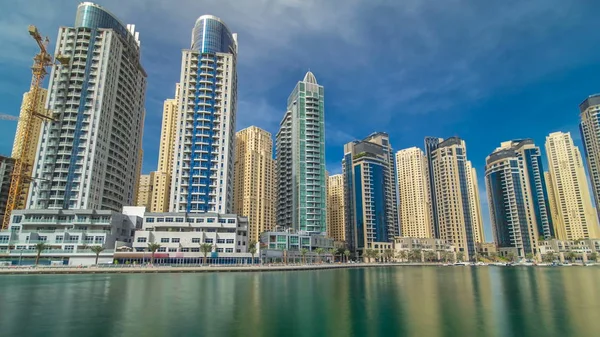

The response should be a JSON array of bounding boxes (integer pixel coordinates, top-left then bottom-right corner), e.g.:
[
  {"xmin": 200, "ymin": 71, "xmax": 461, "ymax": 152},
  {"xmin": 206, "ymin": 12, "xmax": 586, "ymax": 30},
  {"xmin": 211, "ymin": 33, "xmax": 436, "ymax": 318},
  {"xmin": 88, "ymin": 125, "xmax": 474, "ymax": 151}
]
[
  {"xmin": 30, "ymin": 2, "xmax": 146, "ymax": 211},
  {"xmin": 171, "ymin": 15, "xmax": 238, "ymax": 214}
]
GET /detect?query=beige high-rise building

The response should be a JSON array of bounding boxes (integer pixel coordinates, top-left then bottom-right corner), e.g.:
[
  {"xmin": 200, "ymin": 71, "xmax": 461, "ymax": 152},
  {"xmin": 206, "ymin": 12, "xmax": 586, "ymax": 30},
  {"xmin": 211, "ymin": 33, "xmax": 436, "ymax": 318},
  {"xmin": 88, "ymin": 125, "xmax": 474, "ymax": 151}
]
[
  {"xmin": 11, "ymin": 88, "xmax": 47, "ymax": 209},
  {"xmin": 545, "ymin": 132, "xmax": 599, "ymax": 239},
  {"xmin": 234, "ymin": 126, "xmax": 276, "ymax": 243},
  {"xmin": 149, "ymin": 85, "xmax": 179, "ymax": 212},
  {"xmin": 327, "ymin": 174, "xmax": 346, "ymax": 242},
  {"xmin": 136, "ymin": 173, "xmax": 154, "ymax": 209},
  {"xmin": 545, "ymin": 171, "xmax": 560, "ymax": 229},
  {"xmin": 467, "ymin": 162, "xmax": 485, "ymax": 244},
  {"xmin": 395, "ymin": 147, "xmax": 432, "ymax": 238}
]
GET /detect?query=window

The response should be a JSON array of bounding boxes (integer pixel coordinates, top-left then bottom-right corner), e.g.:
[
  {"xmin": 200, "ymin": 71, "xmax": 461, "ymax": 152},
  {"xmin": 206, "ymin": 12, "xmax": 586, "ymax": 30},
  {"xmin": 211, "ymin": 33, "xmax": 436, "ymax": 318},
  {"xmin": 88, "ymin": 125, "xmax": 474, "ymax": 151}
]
[
  {"xmin": 207, "ymin": 218, "xmax": 215, "ymax": 223},
  {"xmin": 217, "ymin": 248, "xmax": 223, "ymax": 253},
  {"xmin": 175, "ymin": 218, "xmax": 184, "ymax": 223},
  {"xmin": 205, "ymin": 238, "xmax": 213, "ymax": 243},
  {"xmin": 137, "ymin": 237, "xmax": 147, "ymax": 243},
  {"xmin": 171, "ymin": 238, "xmax": 180, "ymax": 243},
  {"xmin": 227, "ymin": 219, "xmax": 235, "ymax": 224},
  {"xmin": 168, "ymin": 248, "xmax": 177, "ymax": 252},
  {"xmin": 192, "ymin": 238, "xmax": 201, "ymax": 243},
  {"xmin": 146, "ymin": 218, "xmax": 155, "ymax": 223},
  {"xmin": 158, "ymin": 247, "xmax": 166, "ymax": 252},
  {"xmin": 191, "ymin": 248, "xmax": 200, "ymax": 252},
  {"xmin": 196, "ymin": 218, "xmax": 204, "ymax": 223},
  {"xmin": 226, "ymin": 239, "xmax": 234, "ymax": 244},
  {"xmin": 157, "ymin": 218, "xmax": 164, "ymax": 222},
  {"xmin": 218, "ymin": 219, "xmax": 226, "ymax": 224},
  {"xmin": 226, "ymin": 248, "xmax": 233, "ymax": 253},
  {"xmin": 13, "ymin": 216, "xmax": 22, "ymax": 224},
  {"xmin": 161, "ymin": 238, "xmax": 169, "ymax": 243},
  {"xmin": 217, "ymin": 239, "xmax": 225, "ymax": 244},
  {"xmin": 65, "ymin": 245, "xmax": 74, "ymax": 251}
]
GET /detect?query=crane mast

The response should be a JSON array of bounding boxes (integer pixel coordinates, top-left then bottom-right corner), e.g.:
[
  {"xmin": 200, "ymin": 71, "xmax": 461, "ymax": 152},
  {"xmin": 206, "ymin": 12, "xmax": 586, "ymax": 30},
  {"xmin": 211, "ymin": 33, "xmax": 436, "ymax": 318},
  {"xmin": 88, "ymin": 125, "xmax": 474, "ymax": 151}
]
[{"xmin": 2, "ymin": 26, "xmax": 67, "ymax": 229}]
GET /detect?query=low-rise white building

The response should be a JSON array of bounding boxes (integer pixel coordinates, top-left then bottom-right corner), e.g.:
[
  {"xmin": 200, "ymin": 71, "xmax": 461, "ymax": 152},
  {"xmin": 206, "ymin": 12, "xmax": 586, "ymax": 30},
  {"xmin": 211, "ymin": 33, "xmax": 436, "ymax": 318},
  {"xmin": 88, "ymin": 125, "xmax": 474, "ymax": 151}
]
[
  {"xmin": 131, "ymin": 212, "xmax": 250, "ymax": 258},
  {"xmin": 0, "ymin": 208, "xmax": 142, "ymax": 265}
]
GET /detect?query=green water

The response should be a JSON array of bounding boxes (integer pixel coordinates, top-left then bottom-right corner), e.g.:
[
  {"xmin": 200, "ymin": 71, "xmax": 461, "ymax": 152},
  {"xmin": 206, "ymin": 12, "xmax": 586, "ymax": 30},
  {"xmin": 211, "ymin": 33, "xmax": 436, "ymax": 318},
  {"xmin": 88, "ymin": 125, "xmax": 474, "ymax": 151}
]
[{"xmin": 1, "ymin": 266, "xmax": 599, "ymax": 337}]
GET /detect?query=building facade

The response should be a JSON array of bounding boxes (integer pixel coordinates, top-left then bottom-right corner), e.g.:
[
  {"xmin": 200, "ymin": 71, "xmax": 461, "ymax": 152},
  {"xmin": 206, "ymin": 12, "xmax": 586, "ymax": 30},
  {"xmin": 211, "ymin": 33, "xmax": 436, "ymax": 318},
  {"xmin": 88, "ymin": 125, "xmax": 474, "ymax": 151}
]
[
  {"xmin": 545, "ymin": 132, "xmax": 599, "ymax": 240},
  {"xmin": 132, "ymin": 212, "xmax": 249, "ymax": 256},
  {"xmin": 136, "ymin": 173, "xmax": 154, "ymax": 209},
  {"xmin": 428, "ymin": 137, "xmax": 483, "ymax": 261},
  {"xmin": 170, "ymin": 15, "xmax": 237, "ymax": 214},
  {"xmin": 485, "ymin": 140, "xmax": 553, "ymax": 257},
  {"xmin": 149, "ymin": 85, "xmax": 179, "ymax": 212},
  {"xmin": 343, "ymin": 134, "xmax": 397, "ymax": 255},
  {"xmin": 11, "ymin": 88, "xmax": 48, "ymax": 209},
  {"xmin": 579, "ymin": 94, "xmax": 600, "ymax": 221},
  {"xmin": 28, "ymin": 3, "xmax": 146, "ymax": 211},
  {"xmin": 327, "ymin": 174, "xmax": 346, "ymax": 242},
  {"xmin": 233, "ymin": 126, "xmax": 276, "ymax": 244},
  {"xmin": 395, "ymin": 147, "xmax": 432, "ymax": 238},
  {"xmin": 276, "ymin": 71, "xmax": 326, "ymax": 233},
  {"xmin": 0, "ymin": 156, "xmax": 15, "ymax": 219}
]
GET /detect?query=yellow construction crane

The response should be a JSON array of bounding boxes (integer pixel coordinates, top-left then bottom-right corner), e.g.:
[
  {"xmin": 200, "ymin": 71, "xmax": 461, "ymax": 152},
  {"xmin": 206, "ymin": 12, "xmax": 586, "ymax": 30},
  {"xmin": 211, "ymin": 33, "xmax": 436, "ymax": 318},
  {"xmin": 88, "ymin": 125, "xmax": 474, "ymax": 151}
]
[{"xmin": 2, "ymin": 26, "xmax": 69, "ymax": 229}]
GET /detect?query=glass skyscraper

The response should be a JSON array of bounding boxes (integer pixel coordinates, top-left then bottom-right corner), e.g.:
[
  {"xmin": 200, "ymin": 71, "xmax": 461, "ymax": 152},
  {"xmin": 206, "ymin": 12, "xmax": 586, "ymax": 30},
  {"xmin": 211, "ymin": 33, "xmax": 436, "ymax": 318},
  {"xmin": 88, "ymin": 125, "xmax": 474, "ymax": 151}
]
[
  {"xmin": 170, "ymin": 15, "xmax": 238, "ymax": 213},
  {"xmin": 29, "ymin": 2, "xmax": 146, "ymax": 211},
  {"xmin": 485, "ymin": 140, "xmax": 553, "ymax": 258},
  {"xmin": 276, "ymin": 71, "xmax": 326, "ymax": 234},
  {"xmin": 579, "ymin": 94, "xmax": 600, "ymax": 221},
  {"xmin": 343, "ymin": 133, "xmax": 396, "ymax": 255}
]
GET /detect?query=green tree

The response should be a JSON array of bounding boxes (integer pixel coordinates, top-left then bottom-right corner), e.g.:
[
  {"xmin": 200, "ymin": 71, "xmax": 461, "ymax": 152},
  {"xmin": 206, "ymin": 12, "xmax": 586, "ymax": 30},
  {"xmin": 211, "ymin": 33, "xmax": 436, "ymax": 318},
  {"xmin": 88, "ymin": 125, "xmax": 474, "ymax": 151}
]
[
  {"xmin": 397, "ymin": 250, "xmax": 408, "ymax": 263},
  {"xmin": 247, "ymin": 241, "xmax": 257, "ymax": 265},
  {"xmin": 300, "ymin": 248, "xmax": 309, "ymax": 264},
  {"xmin": 147, "ymin": 243, "xmax": 161, "ymax": 265},
  {"xmin": 456, "ymin": 251, "xmax": 465, "ymax": 263},
  {"xmin": 525, "ymin": 253, "xmax": 534, "ymax": 262},
  {"xmin": 328, "ymin": 248, "xmax": 337, "ymax": 262},
  {"xmin": 566, "ymin": 251, "xmax": 577, "ymax": 263},
  {"xmin": 506, "ymin": 252, "xmax": 516, "ymax": 263},
  {"xmin": 589, "ymin": 252, "xmax": 598, "ymax": 263},
  {"xmin": 344, "ymin": 250, "xmax": 351, "ymax": 263},
  {"xmin": 200, "ymin": 243, "xmax": 213, "ymax": 265},
  {"xmin": 489, "ymin": 252, "xmax": 498, "ymax": 262},
  {"xmin": 383, "ymin": 249, "xmax": 394, "ymax": 263},
  {"xmin": 35, "ymin": 242, "xmax": 47, "ymax": 266},
  {"xmin": 424, "ymin": 250, "xmax": 436, "ymax": 262},
  {"xmin": 90, "ymin": 246, "xmax": 105, "ymax": 265},
  {"xmin": 315, "ymin": 248, "xmax": 325, "ymax": 263},
  {"xmin": 543, "ymin": 252, "xmax": 555, "ymax": 263},
  {"xmin": 410, "ymin": 249, "xmax": 422, "ymax": 262}
]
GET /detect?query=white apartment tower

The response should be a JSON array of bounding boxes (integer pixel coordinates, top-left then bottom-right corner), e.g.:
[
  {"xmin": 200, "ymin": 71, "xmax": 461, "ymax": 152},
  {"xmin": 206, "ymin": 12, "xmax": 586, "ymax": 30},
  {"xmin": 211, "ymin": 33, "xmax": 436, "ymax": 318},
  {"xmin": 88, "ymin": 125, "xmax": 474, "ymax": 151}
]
[
  {"xmin": 170, "ymin": 15, "xmax": 238, "ymax": 213},
  {"xmin": 29, "ymin": 3, "xmax": 146, "ymax": 211}
]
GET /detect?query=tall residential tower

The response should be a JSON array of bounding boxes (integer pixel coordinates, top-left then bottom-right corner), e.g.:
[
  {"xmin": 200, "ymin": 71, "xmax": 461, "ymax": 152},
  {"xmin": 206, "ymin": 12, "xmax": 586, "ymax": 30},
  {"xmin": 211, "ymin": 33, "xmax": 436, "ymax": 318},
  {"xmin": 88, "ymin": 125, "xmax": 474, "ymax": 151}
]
[
  {"xmin": 545, "ymin": 132, "xmax": 599, "ymax": 240},
  {"xmin": 233, "ymin": 126, "xmax": 276, "ymax": 243},
  {"xmin": 485, "ymin": 140, "xmax": 553, "ymax": 257},
  {"xmin": 29, "ymin": 3, "xmax": 146, "ymax": 211},
  {"xmin": 395, "ymin": 147, "xmax": 432, "ymax": 238},
  {"xmin": 327, "ymin": 174, "xmax": 346, "ymax": 242},
  {"xmin": 276, "ymin": 71, "xmax": 326, "ymax": 233},
  {"xmin": 428, "ymin": 137, "xmax": 483, "ymax": 261},
  {"xmin": 579, "ymin": 94, "xmax": 600, "ymax": 220},
  {"xmin": 170, "ymin": 15, "xmax": 238, "ymax": 213}
]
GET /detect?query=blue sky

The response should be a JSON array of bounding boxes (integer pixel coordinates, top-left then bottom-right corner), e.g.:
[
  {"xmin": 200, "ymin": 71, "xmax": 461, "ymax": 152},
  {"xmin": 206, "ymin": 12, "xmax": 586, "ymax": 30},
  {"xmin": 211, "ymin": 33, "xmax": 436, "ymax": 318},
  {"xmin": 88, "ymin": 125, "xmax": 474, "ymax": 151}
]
[{"xmin": 2, "ymin": 0, "xmax": 600, "ymax": 241}]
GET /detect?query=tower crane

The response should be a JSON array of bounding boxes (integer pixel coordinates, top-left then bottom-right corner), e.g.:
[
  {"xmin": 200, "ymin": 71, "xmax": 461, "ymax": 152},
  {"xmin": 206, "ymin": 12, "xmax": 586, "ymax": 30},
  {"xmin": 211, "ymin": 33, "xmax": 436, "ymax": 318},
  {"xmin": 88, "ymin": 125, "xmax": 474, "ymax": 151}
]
[{"xmin": 2, "ymin": 26, "xmax": 69, "ymax": 229}]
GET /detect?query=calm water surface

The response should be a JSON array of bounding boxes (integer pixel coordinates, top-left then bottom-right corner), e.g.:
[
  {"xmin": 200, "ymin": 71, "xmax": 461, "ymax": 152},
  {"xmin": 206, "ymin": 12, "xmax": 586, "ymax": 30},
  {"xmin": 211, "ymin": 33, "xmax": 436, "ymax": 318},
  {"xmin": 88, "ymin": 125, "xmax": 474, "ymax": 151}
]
[{"xmin": 1, "ymin": 266, "xmax": 599, "ymax": 337}]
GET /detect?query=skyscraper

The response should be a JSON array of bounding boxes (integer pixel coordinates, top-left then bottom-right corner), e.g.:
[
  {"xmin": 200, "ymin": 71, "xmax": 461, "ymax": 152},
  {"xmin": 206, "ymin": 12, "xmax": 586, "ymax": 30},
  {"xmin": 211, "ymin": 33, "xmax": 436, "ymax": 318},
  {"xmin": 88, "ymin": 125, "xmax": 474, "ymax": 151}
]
[
  {"xmin": 395, "ymin": 147, "xmax": 432, "ymax": 238},
  {"xmin": 170, "ymin": 15, "xmax": 237, "ymax": 213},
  {"xmin": 149, "ymin": 84, "xmax": 179, "ymax": 212},
  {"xmin": 343, "ymin": 134, "xmax": 396, "ymax": 255},
  {"xmin": 424, "ymin": 137, "xmax": 443, "ymax": 238},
  {"xmin": 136, "ymin": 173, "xmax": 154, "ymax": 209},
  {"xmin": 545, "ymin": 132, "xmax": 599, "ymax": 240},
  {"xmin": 429, "ymin": 137, "xmax": 483, "ymax": 261},
  {"xmin": 11, "ymin": 89, "xmax": 47, "ymax": 209},
  {"xmin": 327, "ymin": 174, "xmax": 346, "ymax": 242},
  {"xmin": 0, "ymin": 156, "xmax": 15, "ymax": 218},
  {"xmin": 276, "ymin": 71, "xmax": 326, "ymax": 233},
  {"xmin": 485, "ymin": 140, "xmax": 553, "ymax": 257},
  {"xmin": 579, "ymin": 94, "xmax": 600, "ymax": 220},
  {"xmin": 29, "ymin": 3, "xmax": 146, "ymax": 211},
  {"xmin": 233, "ymin": 126, "xmax": 276, "ymax": 243}
]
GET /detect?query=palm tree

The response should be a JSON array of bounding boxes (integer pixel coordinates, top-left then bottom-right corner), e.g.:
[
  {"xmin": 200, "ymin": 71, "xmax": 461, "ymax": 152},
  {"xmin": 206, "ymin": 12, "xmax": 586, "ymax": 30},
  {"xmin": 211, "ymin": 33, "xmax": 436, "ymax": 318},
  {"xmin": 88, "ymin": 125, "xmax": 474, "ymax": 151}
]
[
  {"xmin": 543, "ymin": 252, "xmax": 555, "ymax": 263},
  {"xmin": 424, "ymin": 251, "xmax": 436, "ymax": 263},
  {"xmin": 344, "ymin": 250, "xmax": 351, "ymax": 263},
  {"xmin": 506, "ymin": 252, "xmax": 516, "ymax": 263},
  {"xmin": 566, "ymin": 251, "xmax": 577, "ymax": 263},
  {"xmin": 147, "ymin": 242, "xmax": 161, "ymax": 265},
  {"xmin": 35, "ymin": 242, "xmax": 47, "ymax": 266},
  {"xmin": 90, "ymin": 246, "xmax": 105, "ymax": 265},
  {"xmin": 397, "ymin": 250, "xmax": 408, "ymax": 263},
  {"xmin": 315, "ymin": 248, "xmax": 325, "ymax": 263},
  {"xmin": 589, "ymin": 252, "xmax": 598, "ymax": 263},
  {"xmin": 383, "ymin": 249, "xmax": 394, "ymax": 263},
  {"xmin": 328, "ymin": 248, "xmax": 337, "ymax": 263},
  {"xmin": 525, "ymin": 253, "xmax": 534, "ymax": 262},
  {"xmin": 300, "ymin": 248, "xmax": 309, "ymax": 264},
  {"xmin": 410, "ymin": 249, "xmax": 422, "ymax": 262},
  {"xmin": 200, "ymin": 243, "xmax": 213, "ymax": 265},
  {"xmin": 247, "ymin": 241, "xmax": 257, "ymax": 265},
  {"xmin": 456, "ymin": 251, "xmax": 465, "ymax": 263}
]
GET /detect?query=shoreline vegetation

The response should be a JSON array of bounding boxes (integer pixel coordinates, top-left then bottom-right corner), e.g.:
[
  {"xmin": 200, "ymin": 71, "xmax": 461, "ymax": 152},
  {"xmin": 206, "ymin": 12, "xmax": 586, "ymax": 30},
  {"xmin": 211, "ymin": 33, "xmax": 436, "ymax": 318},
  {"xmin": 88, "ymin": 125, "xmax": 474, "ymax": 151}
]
[{"xmin": 0, "ymin": 261, "xmax": 595, "ymax": 275}]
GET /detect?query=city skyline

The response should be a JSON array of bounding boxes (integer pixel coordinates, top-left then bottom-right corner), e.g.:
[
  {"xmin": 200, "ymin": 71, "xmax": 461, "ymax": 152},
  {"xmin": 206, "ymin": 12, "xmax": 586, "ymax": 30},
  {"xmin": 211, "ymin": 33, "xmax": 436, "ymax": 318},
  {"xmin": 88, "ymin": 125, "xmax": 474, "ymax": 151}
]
[{"xmin": 3, "ymin": 1, "xmax": 600, "ymax": 240}]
